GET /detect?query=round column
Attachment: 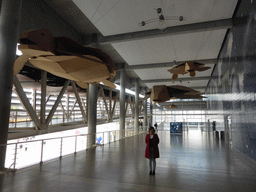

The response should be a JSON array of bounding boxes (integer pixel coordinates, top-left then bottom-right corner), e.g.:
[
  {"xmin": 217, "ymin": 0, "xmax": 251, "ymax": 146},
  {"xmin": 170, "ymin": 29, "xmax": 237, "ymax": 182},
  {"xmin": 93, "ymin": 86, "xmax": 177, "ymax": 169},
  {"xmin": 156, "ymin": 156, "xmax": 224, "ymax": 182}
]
[
  {"xmin": 134, "ymin": 80, "xmax": 139, "ymax": 134},
  {"xmin": 87, "ymin": 84, "xmax": 98, "ymax": 148},
  {"xmin": 0, "ymin": 0, "xmax": 22, "ymax": 170},
  {"xmin": 119, "ymin": 68, "xmax": 126, "ymax": 139}
]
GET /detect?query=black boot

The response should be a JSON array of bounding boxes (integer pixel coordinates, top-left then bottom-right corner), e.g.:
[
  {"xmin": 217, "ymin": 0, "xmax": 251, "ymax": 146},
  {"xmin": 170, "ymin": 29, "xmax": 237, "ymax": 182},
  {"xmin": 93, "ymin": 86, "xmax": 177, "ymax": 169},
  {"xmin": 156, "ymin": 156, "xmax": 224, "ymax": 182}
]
[
  {"xmin": 149, "ymin": 171, "xmax": 152, "ymax": 175},
  {"xmin": 152, "ymin": 171, "xmax": 155, "ymax": 175}
]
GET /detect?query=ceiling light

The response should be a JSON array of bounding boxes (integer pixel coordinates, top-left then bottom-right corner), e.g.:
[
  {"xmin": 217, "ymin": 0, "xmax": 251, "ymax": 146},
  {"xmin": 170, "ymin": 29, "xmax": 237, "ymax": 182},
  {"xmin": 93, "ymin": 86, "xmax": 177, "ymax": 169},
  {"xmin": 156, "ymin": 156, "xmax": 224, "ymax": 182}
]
[{"xmin": 138, "ymin": 8, "xmax": 184, "ymax": 30}]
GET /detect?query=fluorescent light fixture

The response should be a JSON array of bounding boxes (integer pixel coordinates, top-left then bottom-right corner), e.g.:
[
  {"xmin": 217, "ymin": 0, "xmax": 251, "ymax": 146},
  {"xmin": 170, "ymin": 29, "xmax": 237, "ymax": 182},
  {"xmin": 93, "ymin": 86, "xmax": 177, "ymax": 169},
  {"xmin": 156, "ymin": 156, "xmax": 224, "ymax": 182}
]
[{"xmin": 16, "ymin": 43, "xmax": 23, "ymax": 56}]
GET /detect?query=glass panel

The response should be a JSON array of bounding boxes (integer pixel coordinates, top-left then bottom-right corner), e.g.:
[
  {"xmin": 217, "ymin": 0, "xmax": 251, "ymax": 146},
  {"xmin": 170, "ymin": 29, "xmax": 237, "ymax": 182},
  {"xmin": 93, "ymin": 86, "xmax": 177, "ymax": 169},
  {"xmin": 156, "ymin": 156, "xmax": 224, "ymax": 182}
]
[
  {"xmin": 42, "ymin": 138, "xmax": 61, "ymax": 162},
  {"xmin": 109, "ymin": 132, "xmax": 115, "ymax": 142},
  {"xmin": 62, "ymin": 137, "xmax": 76, "ymax": 156},
  {"xmin": 76, "ymin": 135, "xmax": 87, "ymax": 152},
  {"xmin": 5, "ymin": 144, "xmax": 16, "ymax": 169},
  {"xmin": 15, "ymin": 141, "xmax": 41, "ymax": 169},
  {"xmin": 102, "ymin": 132, "xmax": 110, "ymax": 144},
  {"xmin": 114, "ymin": 130, "xmax": 119, "ymax": 141}
]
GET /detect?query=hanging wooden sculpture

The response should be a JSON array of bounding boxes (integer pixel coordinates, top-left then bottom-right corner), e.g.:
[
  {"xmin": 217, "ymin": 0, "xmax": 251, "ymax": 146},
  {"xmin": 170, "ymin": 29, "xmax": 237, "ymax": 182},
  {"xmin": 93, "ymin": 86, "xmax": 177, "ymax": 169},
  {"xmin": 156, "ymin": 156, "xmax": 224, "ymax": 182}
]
[
  {"xmin": 14, "ymin": 29, "xmax": 116, "ymax": 89},
  {"xmin": 168, "ymin": 61, "xmax": 211, "ymax": 80},
  {"xmin": 146, "ymin": 85, "xmax": 204, "ymax": 103},
  {"xmin": 167, "ymin": 104, "xmax": 177, "ymax": 109}
]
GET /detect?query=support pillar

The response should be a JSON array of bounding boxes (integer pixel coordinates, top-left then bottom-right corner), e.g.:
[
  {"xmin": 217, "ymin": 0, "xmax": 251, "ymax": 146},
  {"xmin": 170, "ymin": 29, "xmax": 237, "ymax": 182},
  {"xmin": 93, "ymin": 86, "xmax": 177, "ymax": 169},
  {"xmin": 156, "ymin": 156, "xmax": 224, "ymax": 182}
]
[
  {"xmin": 119, "ymin": 68, "xmax": 126, "ymax": 139},
  {"xmin": 150, "ymin": 101, "xmax": 153, "ymax": 127},
  {"xmin": 143, "ymin": 88, "xmax": 148, "ymax": 131},
  {"xmin": 0, "ymin": 0, "xmax": 22, "ymax": 170},
  {"xmin": 86, "ymin": 89, "xmax": 89, "ymax": 121},
  {"xmin": 40, "ymin": 71, "xmax": 47, "ymax": 125},
  {"xmin": 134, "ymin": 79, "xmax": 139, "ymax": 134},
  {"xmin": 87, "ymin": 84, "xmax": 98, "ymax": 148}
]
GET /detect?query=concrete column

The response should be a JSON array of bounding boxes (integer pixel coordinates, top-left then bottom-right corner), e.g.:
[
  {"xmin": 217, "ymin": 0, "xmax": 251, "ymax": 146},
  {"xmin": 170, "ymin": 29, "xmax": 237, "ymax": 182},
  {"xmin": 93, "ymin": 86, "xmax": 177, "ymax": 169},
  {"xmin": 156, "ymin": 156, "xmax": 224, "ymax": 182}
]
[
  {"xmin": 150, "ymin": 101, "xmax": 153, "ymax": 127},
  {"xmin": 0, "ymin": 0, "xmax": 22, "ymax": 170},
  {"xmin": 143, "ymin": 88, "xmax": 148, "ymax": 130},
  {"xmin": 134, "ymin": 80, "xmax": 139, "ymax": 134},
  {"xmin": 87, "ymin": 84, "xmax": 98, "ymax": 148},
  {"xmin": 119, "ymin": 68, "xmax": 126, "ymax": 139},
  {"xmin": 40, "ymin": 71, "xmax": 47, "ymax": 125},
  {"xmin": 86, "ymin": 89, "xmax": 89, "ymax": 121}
]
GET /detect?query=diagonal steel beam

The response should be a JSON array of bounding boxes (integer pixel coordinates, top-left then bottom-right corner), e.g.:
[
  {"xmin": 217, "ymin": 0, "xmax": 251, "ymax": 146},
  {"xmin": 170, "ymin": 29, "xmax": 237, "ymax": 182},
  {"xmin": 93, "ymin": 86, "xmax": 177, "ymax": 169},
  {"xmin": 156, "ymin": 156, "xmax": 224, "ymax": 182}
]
[
  {"xmin": 71, "ymin": 81, "xmax": 87, "ymax": 123},
  {"xmin": 60, "ymin": 101, "xmax": 69, "ymax": 118},
  {"xmin": 84, "ymin": 18, "xmax": 247, "ymax": 45},
  {"xmin": 13, "ymin": 76, "xmax": 41, "ymax": 129},
  {"xmin": 69, "ymin": 99, "xmax": 77, "ymax": 118},
  {"xmin": 110, "ymin": 95, "xmax": 118, "ymax": 121},
  {"xmin": 98, "ymin": 86, "xmax": 109, "ymax": 115},
  {"xmin": 125, "ymin": 97, "xmax": 129, "ymax": 114},
  {"xmin": 45, "ymin": 95, "xmax": 52, "ymax": 104},
  {"xmin": 44, "ymin": 80, "xmax": 70, "ymax": 128},
  {"xmin": 81, "ymin": 98, "xmax": 87, "ymax": 121}
]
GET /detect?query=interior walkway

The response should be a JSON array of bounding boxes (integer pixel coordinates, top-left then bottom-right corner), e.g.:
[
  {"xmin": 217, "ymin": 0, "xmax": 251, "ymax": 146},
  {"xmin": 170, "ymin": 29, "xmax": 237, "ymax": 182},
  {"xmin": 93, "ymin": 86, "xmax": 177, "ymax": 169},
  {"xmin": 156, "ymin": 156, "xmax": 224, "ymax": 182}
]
[{"xmin": 0, "ymin": 129, "xmax": 256, "ymax": 192}]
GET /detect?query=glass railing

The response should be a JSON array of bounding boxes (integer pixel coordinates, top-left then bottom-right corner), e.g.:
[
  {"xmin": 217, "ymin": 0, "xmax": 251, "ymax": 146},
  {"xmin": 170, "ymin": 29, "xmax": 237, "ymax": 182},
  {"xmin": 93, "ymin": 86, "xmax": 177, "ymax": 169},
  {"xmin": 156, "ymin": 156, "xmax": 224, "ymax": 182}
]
[{"xmin": 4, "ymin": 129, "xmax": 146, "ymax": 170}]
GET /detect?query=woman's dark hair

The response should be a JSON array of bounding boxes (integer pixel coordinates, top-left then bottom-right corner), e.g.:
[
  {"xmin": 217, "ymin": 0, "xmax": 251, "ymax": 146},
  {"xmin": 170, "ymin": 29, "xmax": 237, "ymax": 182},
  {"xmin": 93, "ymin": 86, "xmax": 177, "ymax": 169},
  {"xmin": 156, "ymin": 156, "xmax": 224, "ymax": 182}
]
[{"xmin": 148, "ymin": 126, "xmax": 155, "ymax": 133}]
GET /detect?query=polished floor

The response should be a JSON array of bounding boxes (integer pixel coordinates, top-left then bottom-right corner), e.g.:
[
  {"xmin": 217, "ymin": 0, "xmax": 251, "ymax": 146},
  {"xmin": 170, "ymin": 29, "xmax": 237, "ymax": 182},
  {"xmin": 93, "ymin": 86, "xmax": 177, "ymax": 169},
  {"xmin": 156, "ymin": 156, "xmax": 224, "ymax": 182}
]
[{"xmin": 0, "ymin": 128, "xmax": 256, "ymax": 192}]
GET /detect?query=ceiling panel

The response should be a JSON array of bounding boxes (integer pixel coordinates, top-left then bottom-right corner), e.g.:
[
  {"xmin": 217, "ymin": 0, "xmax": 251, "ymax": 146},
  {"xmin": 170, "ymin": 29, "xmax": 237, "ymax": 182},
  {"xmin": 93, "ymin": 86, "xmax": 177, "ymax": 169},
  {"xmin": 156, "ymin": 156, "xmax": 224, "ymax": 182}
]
[
  {"xmin": 111, "ymin": 29, "xmax": 226, "ymax": 65},
  {"xmin": 72, "ymin": 0, "xmax": 238, "ymax": 36},
  {"xmin": 111, "ymin": 37, "xmax": 177, "ymax": 65}
]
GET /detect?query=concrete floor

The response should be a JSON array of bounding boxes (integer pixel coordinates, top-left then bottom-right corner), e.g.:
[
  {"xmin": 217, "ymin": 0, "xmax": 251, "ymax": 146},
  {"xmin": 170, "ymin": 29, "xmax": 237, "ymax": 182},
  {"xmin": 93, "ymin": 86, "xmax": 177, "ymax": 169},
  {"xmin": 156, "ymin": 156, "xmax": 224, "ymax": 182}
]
[{"xmin": 0, "ymin": 129, "xmax": 256, "ymax": 192}]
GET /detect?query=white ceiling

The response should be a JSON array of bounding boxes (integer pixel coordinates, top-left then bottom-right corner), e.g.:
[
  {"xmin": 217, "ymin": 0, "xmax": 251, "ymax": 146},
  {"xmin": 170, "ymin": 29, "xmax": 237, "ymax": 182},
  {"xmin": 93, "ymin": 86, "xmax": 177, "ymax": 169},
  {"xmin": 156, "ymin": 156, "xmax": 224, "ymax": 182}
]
[
  {"xmin": 72, "ymin": 0, "xmax": 238, "ymax": 36},
  {"xmin": 71, "ymin": 0, "xmax": 238, "ymax": 91}
]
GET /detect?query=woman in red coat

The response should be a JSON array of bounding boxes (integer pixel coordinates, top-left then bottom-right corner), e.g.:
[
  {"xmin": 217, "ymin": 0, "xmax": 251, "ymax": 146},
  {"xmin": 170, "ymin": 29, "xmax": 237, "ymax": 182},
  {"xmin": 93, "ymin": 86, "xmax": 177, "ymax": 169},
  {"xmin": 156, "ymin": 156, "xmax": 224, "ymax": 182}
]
[{"xmin": 145, "ymin": 127, "xmax": 160, "ymax": 175}]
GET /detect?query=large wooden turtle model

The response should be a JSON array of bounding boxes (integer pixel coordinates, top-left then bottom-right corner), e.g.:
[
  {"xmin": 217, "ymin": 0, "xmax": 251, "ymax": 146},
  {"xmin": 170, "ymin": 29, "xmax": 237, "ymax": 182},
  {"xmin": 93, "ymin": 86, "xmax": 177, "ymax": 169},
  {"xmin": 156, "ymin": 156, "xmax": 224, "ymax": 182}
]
[
  {"xmin": 14, "ymin": 29, "xmax": 116, "ymax": 89},
  {"xmin": 168, "ymin": 61, "xmax": 211, "ymax": 80}
]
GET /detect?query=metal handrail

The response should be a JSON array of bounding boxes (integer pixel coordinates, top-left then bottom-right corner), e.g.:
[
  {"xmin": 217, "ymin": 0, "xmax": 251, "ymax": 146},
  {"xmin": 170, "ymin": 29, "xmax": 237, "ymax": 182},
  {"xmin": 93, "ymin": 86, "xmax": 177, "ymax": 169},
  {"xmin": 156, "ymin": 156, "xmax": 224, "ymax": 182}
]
[{"xmin": 3, "ymin": 129, "xmax": 147, "ymax": 170}]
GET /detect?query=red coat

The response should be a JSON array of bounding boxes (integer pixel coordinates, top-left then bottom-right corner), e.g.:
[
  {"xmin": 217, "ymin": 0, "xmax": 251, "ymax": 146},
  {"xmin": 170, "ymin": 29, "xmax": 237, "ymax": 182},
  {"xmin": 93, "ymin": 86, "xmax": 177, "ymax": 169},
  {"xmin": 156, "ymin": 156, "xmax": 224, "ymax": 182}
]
[{"xmin": 145, "ymin": 134, "xmax": 160, "ymax": 159}]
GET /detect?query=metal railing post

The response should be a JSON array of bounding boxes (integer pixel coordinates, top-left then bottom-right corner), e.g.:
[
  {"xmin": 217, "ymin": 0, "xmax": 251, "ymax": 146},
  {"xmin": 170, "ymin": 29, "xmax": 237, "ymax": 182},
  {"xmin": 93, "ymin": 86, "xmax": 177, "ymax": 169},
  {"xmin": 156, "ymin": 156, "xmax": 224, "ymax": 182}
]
[
  {"xmin": 13, "ymin": 143, "xmax": 18, "ymax": 169},
  {"xmin": 60, "ymin": 138, "xmax": 63, "ymax": 158},
  {"xmin": 74, "ymin": 136, "xmax": 77, "ymax": 154},
  {"xmin": 40, "ymin": 140, "xmax": 44, "ymax": 163}
]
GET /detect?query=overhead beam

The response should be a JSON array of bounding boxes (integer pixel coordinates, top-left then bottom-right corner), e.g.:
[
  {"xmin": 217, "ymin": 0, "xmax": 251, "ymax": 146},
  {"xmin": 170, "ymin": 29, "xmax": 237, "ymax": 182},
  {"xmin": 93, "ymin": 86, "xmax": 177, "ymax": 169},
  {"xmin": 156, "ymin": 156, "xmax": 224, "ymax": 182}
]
[
  {"xmin": 142, "ymin": 76, "xmax": 214, "ymax": 83},
  {"xmin": 126, "ymin": 59, "xmax": 217, "ymax": 70},
  {"xmin": 84, "ymin": 18, "xmax": 247, "ymax": 45}
]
